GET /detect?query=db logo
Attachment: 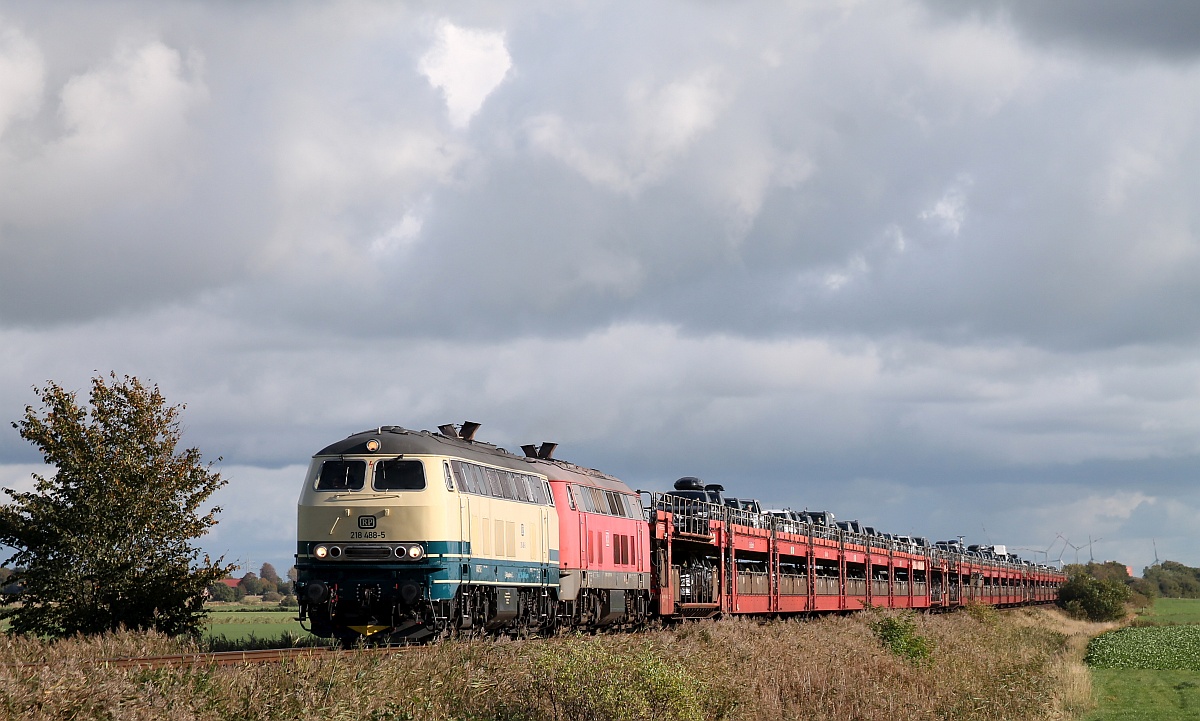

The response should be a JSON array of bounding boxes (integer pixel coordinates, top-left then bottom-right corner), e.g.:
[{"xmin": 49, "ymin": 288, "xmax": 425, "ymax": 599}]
[{"xmin": 358, "ymin": 516, "xmax": 376, "ymax": 529}]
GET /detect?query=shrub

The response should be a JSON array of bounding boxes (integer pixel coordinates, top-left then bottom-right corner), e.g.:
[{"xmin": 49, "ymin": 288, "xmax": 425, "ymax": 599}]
[
  {"xmin": 869, "ymin": 611, "xmax": 934, "ymax": 663},
  {"xmin": 1058, "ymin": 574, "xmax": 1130, "ymax": 622}
]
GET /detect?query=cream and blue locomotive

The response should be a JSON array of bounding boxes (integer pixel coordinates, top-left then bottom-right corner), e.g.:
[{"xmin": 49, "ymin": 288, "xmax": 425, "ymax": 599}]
[{"xmin": 295, "ymin": 424, "xmax": 560, "ymax": 642}]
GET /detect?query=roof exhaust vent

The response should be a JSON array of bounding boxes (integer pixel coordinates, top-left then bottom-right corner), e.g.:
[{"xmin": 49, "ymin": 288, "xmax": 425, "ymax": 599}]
[
  {"xmin": 437, "ymin": 423, "xmax": 460, "ymax": 439},
  {"xmin": 521, "ymin": 444, "xmax": 539, "ymax": 458},
  {"xmin": 459, "ymin": 421, "xmax": 481, "ymax": 442},
  {"xmin": 537, "ymin": 442, "xmax": 557, "ymax": 460}
]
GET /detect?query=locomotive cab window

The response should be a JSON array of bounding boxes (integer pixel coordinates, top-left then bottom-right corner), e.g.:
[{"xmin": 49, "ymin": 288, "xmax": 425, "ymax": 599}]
[
  {"xmin": 315, "ymin": 460, "xmax": 365, "ymax": 490},
  {"xmin": 374, "ymin": 459, "xmax": 426, "ymax": 490}
]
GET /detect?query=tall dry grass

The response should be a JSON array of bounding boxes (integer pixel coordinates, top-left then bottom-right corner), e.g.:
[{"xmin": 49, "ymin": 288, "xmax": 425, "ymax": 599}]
[{"xmin": 0, "ymin": 606, "xmax": 1108, "ymax": 720}]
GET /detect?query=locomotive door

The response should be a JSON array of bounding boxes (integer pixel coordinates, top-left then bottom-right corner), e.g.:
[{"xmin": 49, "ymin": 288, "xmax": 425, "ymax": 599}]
[
  {"xmin": 540, "ymin": 507, "xmax": 550, "ymax": 564},
  {"xmin": 459, "ymin": 495, "xmax": 471, "ymax": 582},
  {"xmin": 580, "ymin": 509, "xmax": 589, "ymax": 569}
]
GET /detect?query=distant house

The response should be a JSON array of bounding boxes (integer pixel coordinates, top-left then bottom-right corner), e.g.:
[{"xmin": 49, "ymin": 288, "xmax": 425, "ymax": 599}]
[{"xmin": 218, "ymin": 578, "xmax": 240, "ymax": 589}]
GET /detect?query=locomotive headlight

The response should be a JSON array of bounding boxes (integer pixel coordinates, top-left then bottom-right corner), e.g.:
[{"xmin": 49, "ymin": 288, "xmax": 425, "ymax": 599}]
[
  {"xmin": 314, "ymin": 544, "xmax": 329, "ymax": 559},
  {"xmin": 406, "ymin": 544, "xmax": 425, "ymax": 560},
  {"xmin": 394, "ymin": 546, "xmax": 407, "ymax": 558}
]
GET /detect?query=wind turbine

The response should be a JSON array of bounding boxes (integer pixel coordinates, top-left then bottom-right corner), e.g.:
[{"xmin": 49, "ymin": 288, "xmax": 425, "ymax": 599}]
[
  {"xmin": 1152, "ymin": 539, "xmax": 1161, "ymax": 566},
  {"xmin": 1085, "ymin": 536, "xmax": 1103, "ymax": 564},
  {"xmin": 1048, "ymin": 533, "xmax": 1070, "ymax": 567},
  {"xmin": 1064, "ymin": 538, "xmax": 1082, "ymax": 565},
  {"xmin": 1015, "ymin": 546, "xmax": 1046, "ymax": 563}
]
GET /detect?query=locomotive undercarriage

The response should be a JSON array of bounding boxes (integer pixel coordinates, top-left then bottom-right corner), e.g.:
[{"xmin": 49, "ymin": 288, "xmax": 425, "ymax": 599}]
[
  {"xmin": 559, "ymin": 587, "xmax": 651, "ymax": 630},
  {"xmin": 299, "ymin": 575, "xmax": 652, "ymax": 643},
  {"xmin": 298, "ymin": 575, "xmax": 444, "ymax": 644}
]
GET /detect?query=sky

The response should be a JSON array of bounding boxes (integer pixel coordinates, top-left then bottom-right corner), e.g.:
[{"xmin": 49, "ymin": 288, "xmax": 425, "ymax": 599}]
[{"xmin": 1, "ymin": 0, "xmax": 1199, "ymax": 576}]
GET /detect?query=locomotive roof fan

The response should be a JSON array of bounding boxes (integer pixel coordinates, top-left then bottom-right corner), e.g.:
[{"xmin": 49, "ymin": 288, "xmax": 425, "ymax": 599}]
[{"xmin": 674, "ymin": 476, "xmax": 704, "ymax": 491}]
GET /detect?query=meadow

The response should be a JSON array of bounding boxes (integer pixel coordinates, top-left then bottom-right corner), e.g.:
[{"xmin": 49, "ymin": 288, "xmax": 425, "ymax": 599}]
[
  {"xmin": 0, "ymin": 605, "xmax": 1104, "ymax": 720},
  {"xmin": 1084, "ymin": 597, "xmax": 1200, "ymax": 721},
  {"xmin": 202, "ymin": 605, "xmax": 309, "ymax": 648}
]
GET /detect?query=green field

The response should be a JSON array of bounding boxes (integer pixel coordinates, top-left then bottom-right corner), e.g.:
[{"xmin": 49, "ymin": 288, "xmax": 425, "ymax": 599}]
[
  {"xmin": 1133, "ymin": 598, "xmax": 1200, "ymax": 626},
  {"xmin": 203, "ymin": 607, "xmax": 308, "ymax": 644},
  {"xmin": 1084, "ymin": 598, "xmax": 1200, "ymax": 721},
  {"xmin": 1086, "ymin": 670, "xmax": 1200, "ymax": 721}
]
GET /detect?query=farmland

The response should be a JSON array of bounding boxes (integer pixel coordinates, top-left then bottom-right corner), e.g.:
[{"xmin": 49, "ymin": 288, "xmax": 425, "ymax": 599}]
[
  {"xmin": 202, "ymin": 606, "xmax": 306, "ymax": 646},
  {"xmin": 1083, "ymin": 598, "xmax": 1200, "ymax": 721}
]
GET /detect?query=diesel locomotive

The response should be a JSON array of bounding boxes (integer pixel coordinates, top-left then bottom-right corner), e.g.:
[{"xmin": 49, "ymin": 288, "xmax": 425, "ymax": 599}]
[{"xmin": 295, "ymin": 423, "xmax": 1065, "ymax": 643}]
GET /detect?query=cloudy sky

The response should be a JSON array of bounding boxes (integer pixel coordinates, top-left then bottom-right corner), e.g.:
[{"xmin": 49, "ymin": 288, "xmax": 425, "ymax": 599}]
[{"xmin": 2, "ymin": 0, "xmax": 1198, "ymax": 576}]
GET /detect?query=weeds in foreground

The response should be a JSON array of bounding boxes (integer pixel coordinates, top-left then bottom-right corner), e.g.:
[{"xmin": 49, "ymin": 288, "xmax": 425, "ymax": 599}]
[{"xmin": 0, "ymin": 607, "xmax": 1101, "ymax": 720}]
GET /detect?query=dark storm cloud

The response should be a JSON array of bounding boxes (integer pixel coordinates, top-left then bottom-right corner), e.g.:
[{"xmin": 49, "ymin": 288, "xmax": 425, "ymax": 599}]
[{"xmin": 923, "ymin": 0, "xmax": 1200, "ymax": 59}]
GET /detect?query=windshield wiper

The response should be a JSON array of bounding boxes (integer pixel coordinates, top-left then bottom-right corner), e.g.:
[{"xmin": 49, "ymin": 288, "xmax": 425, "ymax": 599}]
[{"xmin": 326, "ymin": 493, "xmax": 401, "ymax": 501}]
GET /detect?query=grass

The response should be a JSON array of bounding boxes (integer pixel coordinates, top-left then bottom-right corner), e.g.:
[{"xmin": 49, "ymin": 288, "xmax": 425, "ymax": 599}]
[
  {"xmin": 202, "ymin": 608, "xmax": 305, "ymax": 645},
  {"xmin": 1085, "ymin": 670, "xmax": 1200, "ymax": 721},
  {"xmin": 1132, "ymin": 597, "xmax": 1200, "ymax": 626},
  {"xmin": 0, "ymin": 606, "xmax": 1100, "ymax": 720},
  {"xmin": 1083, "ymin": 597, "xmax": 1200, "ymax": 721}
]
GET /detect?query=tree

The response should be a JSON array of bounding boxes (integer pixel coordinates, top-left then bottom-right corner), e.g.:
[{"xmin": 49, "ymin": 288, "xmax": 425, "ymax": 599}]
[
  {"xmin": 259, "ymin": 562, "xmax": 280, "ymax": 585},
  {"xmin": 0, "ymin": 373, "xmax": 235, "ymax": 637},
  {"xmin": 238, "ymin": 571, "xmax": 269, "ymax": 596},
  {"xmin": 1058, "ymin": 573, "xmax": 1130, "ymax": 621},
  {"xmin": 1143, "ymin": 561, "xmax": 1200, "ymax": 599},
  {"xmin": 207, "ymin": 581, "xmax": 237, "ymax": 603}
]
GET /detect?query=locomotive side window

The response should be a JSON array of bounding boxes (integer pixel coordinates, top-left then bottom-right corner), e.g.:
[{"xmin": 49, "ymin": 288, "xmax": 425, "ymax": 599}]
[
  {"xmin": 568, "ymin": 484, "xmax": 637, "ymax": 518},
  {"xmin": 606, "ymin": 491, "xmax": 622, "ymax": 516},
  {"xmin": 448, "ymin": 460, "xmax": 551, "ymax": 506},
  {"xmin": 466, "ymin": 464, "xmax": 487, "ymax": 495},
  {"xmin": 316, "ymin": 460, "xmax": 365, "ymax": 491},
  {"xmin": 373, "ymin": 459, "xmax": 426, "ymax": 490}
]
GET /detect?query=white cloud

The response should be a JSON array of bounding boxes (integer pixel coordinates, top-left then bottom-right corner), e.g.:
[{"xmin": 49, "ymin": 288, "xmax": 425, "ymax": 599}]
[
  {"xmin": 419, "ymin": 20, "xmax": 511, "ymax": 128},
  {"xmin": 526, "ymin": 70, "xmax": 727, "ymax": 193},
  {"xmin": 0, "ymin": 39, "xmax": 207, "ymax": 230},
  {"xmin": 0, "ymin": 19, "xmax": 43, "ymax": 139},
  {"xmin": 369, "ymin": 209, "xmax": 424, "ymax": 258},
  {"xmin": 919, "ymin": 174, "xmax": 972, "ymax": 236}
]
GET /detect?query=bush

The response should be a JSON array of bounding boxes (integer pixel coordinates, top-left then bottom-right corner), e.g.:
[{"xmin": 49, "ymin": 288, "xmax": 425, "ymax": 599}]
[
  {"xmin": 869, "ymin": 611, "xmax": 934, "ymax": 663},
  {"xmin": 1058, "ymin": 574, "xmax": 1130, "ymax": 621},
  {"xmin": 262, "ymin": 591, "xmax": 283, "ymax": 603}
]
